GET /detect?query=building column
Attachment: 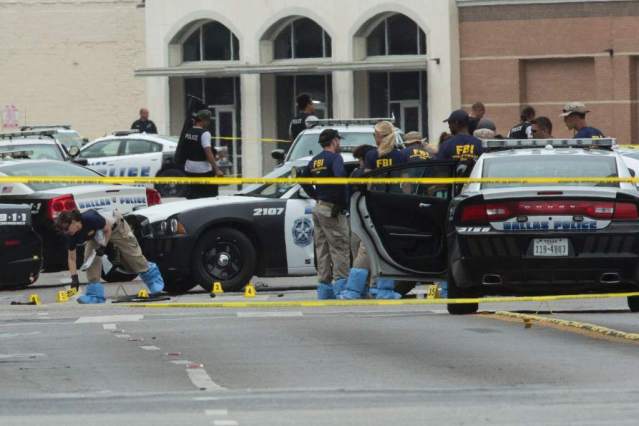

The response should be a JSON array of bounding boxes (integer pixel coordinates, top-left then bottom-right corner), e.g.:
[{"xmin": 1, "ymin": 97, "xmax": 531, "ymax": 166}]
[
  {"xmin": 332, "ymin": 71, "xmax": 354, "ymax": 118},
  {"xmin": 241, "ymin": 74, "xmax": 262, "ymax": 177},
  {"xmin": 147, "ymin": 77, "xmax": 170, "ymax": 135}
]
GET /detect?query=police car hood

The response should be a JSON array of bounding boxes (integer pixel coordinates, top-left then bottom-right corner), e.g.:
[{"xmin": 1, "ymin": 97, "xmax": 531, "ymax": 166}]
[{"xmin": 132, "ymin": 196, "xmax": 266, "ymax": 223}]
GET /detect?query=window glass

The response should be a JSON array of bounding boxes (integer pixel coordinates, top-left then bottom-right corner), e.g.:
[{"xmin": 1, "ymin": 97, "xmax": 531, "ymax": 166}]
[
  {"xmin": 390, "ymin": 72, "xmax": 420, "ymax": 100},
  {"xmin": 366, "ymin": 21, "xmax": 386, "ymax": 56},
  {"xmin": 294, "ymin": 18, "xmax": 324, "ymax": 59},
  {"xmin": 203, "ymin": 22, "xmax": 232, "ymax": 61},
  {"xmin": 370, "ymin": 164, "xmax": 452, "ymax": 198},
  {"xmin": 0, "ymin": 144, "xmax": 64, "ymax": 161},
  {"xmin": 183, "ymin": 29, "xmax": 201, "ymax": 62},
  {"xmin": 288, "ymin": 132, "xmax": 376, "ymax": 161},
  {"xmin": 419, "ymin": 29, "xmax": 427, "ymax": 55},
  {"xmin": 387, "ymin": 14, "xmax": 418, "ymax": 55},
  {"xmin": 0, "ymin": 161, "xmax": 100, "ymax": 191},
  {"xmin": 205, "ymin": 77, "xmax": 235, "ymax": 105},
  {"xmin": 124, "ymin": 140, "xmax": 161, "ymax": 155},
  {"xmin": 232, "ymin": 34, "xmax": 240, "ymax": 60},
  {"xmin": 81, "ymin": 140, "xmax": 121, "ymax": 159},
  {"xmin": 274, "ymin": 24, "xmax": 292, "ymax": 59},
  {"xmin": 482, "ymin": 155, "xmax": 619, "ymax": 188},
  {"xmin": 240, "ymin": 168, "xmax": 294, "ymax": 198}
]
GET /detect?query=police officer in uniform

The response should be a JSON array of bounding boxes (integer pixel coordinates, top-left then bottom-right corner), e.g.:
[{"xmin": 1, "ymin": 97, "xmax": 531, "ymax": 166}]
[
  {"xmin": 131, "ymin": 108, "xmax": 158, "ymax": 134},
  {"xmin": 183, "ymin": 110, "xmax": 224, "ymax": 199},
  {"xmin": 508, "ymin": 106, "xmax": 535, "ymax": 139},
  {"xmin": 302, "ymin": 129, "xmax": 350, "ymax": 299},
  {"xmin": 56, "ymin": 209, "xmax": 165, "ymax": 304},
  {"xmin": 289, "ymin": 93, "xmax": 319, "ymax": 141}
]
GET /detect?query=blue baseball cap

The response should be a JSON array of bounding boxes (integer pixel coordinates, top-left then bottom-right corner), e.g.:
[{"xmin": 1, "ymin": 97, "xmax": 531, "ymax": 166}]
[{"xmin": 443, "ymin": 109, "xmax": 470, "ymax": 124}]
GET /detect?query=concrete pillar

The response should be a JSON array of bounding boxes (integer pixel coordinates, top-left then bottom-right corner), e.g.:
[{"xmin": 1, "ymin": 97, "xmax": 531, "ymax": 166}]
[
  {"xmin": 241, "ymin": 74, "xmax": 262, "ymax": 177},
  {"xmin": 146, "ymin": 77, "xmax": 170, "ymax": 135},
  {"xmin": 332, "ymin": 71, "xmax": 354, "ymax": 118}
]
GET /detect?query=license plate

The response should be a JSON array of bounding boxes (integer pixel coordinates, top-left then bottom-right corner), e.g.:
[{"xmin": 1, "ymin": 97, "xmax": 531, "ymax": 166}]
[{"xmin": 533, "ymin": 238, "xmax": 569, "ymax": 257}]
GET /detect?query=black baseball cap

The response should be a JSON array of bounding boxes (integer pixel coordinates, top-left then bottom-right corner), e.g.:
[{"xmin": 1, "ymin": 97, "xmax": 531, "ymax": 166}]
[
  {"xmin": 443, "ymin": 109, "xmax": 470, "ymax": 124},
  {"xmin": 318, "ymin": 129, "xmax": 343, "ymax": 145}
]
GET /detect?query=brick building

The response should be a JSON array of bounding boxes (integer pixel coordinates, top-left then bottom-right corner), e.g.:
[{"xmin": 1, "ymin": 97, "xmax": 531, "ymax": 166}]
[{"xmin": 458, "ymin": 0, "xmax": 639, "ymax": 144}]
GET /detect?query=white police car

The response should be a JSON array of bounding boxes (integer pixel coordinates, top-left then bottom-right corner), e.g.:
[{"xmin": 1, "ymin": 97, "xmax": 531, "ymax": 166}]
[
  {"xmin": 352, "ymin": 138, "xmax": 639, "ymax": 314},
  {"xmin": 0, "ymin": 159, "xmax": 161, "ymax": 278},
  {"xmin": 271, "ymin": 118, "xmax": 403, "ymax": 164},
  {"xmin": 80, "ymin": 131, "xmax": 182, "ymax": 197},
  {"xmin": 20, "ymin": 125, "xmax": 85, "ymax": 151},
  {"xmin": 127, "ymin": 154, "xmax": 355, "ymax": 293}
]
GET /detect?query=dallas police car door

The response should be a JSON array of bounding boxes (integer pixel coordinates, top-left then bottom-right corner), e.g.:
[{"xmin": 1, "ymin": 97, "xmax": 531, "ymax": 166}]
[
  {"xmin": 283, "ymin": 185, "xmax": 316, "ymax": 275},
  {"xmin": 350, "ymin": 161, "xmax": 458, "ymax": 280},
  {"xmin": 81, "ymin": 139, "xmax": 123, "ymax": 175},
  {"xmin": 120, "ymin": 139, "xmax": 163, "ymax": 177}
]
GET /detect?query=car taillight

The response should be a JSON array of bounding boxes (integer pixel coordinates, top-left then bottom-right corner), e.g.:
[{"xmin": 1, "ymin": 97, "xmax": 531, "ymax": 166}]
[
  {"xmin": 47, "ymin": 194, "xmax": 77, "ymax": 221},
  {"xmin": 4, "ymin": 239, "xmax": 20, "ymax": 247},
  {"xmin": 460, "ymin": 202, "xmax": 512, "ymax": 224},
  {"xmin": 146, "ymin": 188, "xmax": 161, "ymax": 207},
  {"xmin": 613, "ymin": 202, "xmax": 638, "ymax": 220}
]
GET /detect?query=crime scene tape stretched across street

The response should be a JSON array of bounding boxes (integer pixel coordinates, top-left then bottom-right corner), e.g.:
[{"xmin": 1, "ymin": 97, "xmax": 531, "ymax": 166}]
[
  {"xmin": 1, "ymin": 176, "xmax": 639, "ymax": 185},
  {"xmin": 127, "ymin": 291, "xmax": 639, "ymax": 309}
]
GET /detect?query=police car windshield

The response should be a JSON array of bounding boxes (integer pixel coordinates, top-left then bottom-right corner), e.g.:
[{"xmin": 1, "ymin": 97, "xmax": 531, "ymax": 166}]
[
  {"xmin": 240, "ymin": 167, "xmax": 294, "ymax": 198},
  {"xmin": 55, "ymin": 131, "xmax": 83, "ymax": 149},
  {"xmin": 288, "ymin": 132, "xmax": 374, "ymax": 161},
  {"xmin": 0, "ymin": 144, "xmax": 64, "ymax": 161},
  {"xmin": 0, "ymin": 161, "xmax": 100, "ymax": 191},
  {"xmin": 482, "ymin": 155, "xmax": 619, "ymax": 188},
  {"xmin": 620, "ymin": 151, "xmax": 639, "ymax": 160}
]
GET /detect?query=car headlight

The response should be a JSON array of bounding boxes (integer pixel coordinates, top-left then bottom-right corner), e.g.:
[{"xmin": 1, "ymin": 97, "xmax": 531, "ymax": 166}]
[
  {"xmin": 169, "ymin": 218, "xmax": 178, "ymax": 234},
  {"xmin": 159, "ymin": 217, "xmax": 186, "ymax": 236}
]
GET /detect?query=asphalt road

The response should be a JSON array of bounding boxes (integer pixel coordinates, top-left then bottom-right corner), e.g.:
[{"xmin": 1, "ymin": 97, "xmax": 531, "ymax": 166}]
[{"xmin": 1, "ymin": 273, "xmax": 639, "ymax": 425}]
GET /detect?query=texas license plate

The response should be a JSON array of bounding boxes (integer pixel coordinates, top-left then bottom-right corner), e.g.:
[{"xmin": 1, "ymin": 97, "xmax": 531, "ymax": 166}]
[{"xmin": 533, "ymin": 238, "xmax": 569, "ymax": 257}]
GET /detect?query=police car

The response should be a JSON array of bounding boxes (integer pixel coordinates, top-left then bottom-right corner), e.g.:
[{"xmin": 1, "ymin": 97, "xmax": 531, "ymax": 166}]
[
  {"xmin": 0, "ymin": 131, "xmax": 87, "ymax": 164},
  {"xmin": 20, "ymin": 125, "xmax": 85, "ymax": 151},
  {"xmin": 127, "ymin": 155, "xmax": 358, "ymax": 293},
  {"xmin": 79, "ymin": 131, "xmax": 182, "ymax": 197},
  {"xmin": 351, "ymin": 138, "xmax": 639, "ymax": 314},
  {"xmin": 271, "ymin": 118, "xmax": 404, "ymax": 163},
  {"xmin": 0, "ymin": 204, "xmax": 42, "ymax": 288},
  {"xmin": 0, "ymin": 159, "xmax": 161, "ymax": 278}
]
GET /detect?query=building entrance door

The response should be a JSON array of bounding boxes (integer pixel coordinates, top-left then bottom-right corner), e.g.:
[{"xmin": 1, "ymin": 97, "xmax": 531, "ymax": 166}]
[
  {"xmin": 390, "ymin": 100, "xmax": 421, "ymax": 134},
  {"xmin": 209, "ymin": 105, "xmax": 239, "ymax": 177}
]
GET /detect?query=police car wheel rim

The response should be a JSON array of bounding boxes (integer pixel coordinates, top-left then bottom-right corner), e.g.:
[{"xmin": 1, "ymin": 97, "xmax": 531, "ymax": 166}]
[{"xmin": 202, "ymin": 242, "xmax": 242, "ymax": 280}]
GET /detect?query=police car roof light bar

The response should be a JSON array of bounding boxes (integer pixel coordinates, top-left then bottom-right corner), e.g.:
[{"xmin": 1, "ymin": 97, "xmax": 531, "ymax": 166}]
[
  {"xmin": 0, "ymin": 130, "xmax": 56, "ymax": 140},
  {"xmin": 483, "ymin": 138, "xmax": 615, "ymax": 151},
  {"xmin": 306, "ymin": 117, "xmax": 396, "ymax": 127},
  {"xmin": 20, "ymin": 125, "xmax": 71, "ymax": 131},
  {"xmin": 112, "ymin": 130, "xmax": 141, "ymax": 136},
  {"xmin": 0, "ymin": 150, "xmax": 33, "ymax": 160}
]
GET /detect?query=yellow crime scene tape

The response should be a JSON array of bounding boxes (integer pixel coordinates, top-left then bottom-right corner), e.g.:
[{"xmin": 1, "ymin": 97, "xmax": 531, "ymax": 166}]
[
  {"xmin": 1, "ymin": 176, "xmax": 639, "ymax": 185},
  {"xmin": 127, "ymin": 291, "xmax": 639, "ymax": 309}
]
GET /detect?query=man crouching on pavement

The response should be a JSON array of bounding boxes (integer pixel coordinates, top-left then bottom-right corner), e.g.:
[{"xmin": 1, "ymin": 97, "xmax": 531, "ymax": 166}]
[{"xmin": 55, "ymin": 209, "xmax": 164, "ymax": 304}]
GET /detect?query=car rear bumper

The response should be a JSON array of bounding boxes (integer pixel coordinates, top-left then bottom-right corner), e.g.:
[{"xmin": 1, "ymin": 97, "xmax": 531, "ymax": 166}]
[
  {"xmin": 0, "ymin": 232, "xmax": 42, "ymax": 286},
  {"xmin": 450, "ymin": 227, "xmax": 639, "ymax": 293}
]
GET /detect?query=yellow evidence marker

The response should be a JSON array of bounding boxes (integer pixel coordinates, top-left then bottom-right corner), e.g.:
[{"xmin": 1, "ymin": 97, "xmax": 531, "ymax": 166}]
[
  {"xmin": 137, "ymin": 289, "xmax": 150, "ymax": 299},
  {"xmin": 212, "ymin": 282, "xmax": 224, "ymax": 294},
  {"xmin": 56, "ymin": 291, "xmax": 69, "ymax": 303},
  {"xmin": 244, "ymin": 283, "xmax": 256, "ymax": 298},
  {"xmin": 426, "ymin": 284, "xmax": 439, "ymax": 300},
  {"xmin": 29, "ymin": 294, "xmax": 41, "ymax": 305}
]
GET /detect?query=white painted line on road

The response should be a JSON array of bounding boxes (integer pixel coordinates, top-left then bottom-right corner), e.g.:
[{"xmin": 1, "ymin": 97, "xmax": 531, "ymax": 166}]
[
  {"xmin": 114, "ymin": 334, "xmax": 131, "ymax": 339},
  {"xmin": 212, "ymin": 420, "xmax": 237, "ymax": 426},
  {"xmin": 36, "ymin": 312, "xmax": 49, "ymax": 316},
  {"xmin": 102, "ymin": 324, "xmax": 117, "ymax": 330},
  {"xmin": 171, "ymin": 360, "xmax": 191, "ymax": 365},
  {"xmin": 139, "ymin": 345, "xmax": 160, "ymax": 351},
  {"xmin": 205, "ymin": 409, "xmax": 228, "ymax": 416},
  {"xmin": 236, "ymin": 311, "xmax": 303, "ymax": 318},
  {"xmin": 0, "ymin": 331, "xmax": 41, "ymax": 339},
  {"xmin": 193, "ymin": 397, "xmax": 221, "ymax": 401},
  {"xmin": 75, "ymin": 315, "xmax": 143, "ymax": 324},
  {"xmin": 186, "ymin": 367, "xmax": 225, "ymax": 391},
  {"xmin": 0, "ymin": 353, "xmax": 46, "ymax": 360}
]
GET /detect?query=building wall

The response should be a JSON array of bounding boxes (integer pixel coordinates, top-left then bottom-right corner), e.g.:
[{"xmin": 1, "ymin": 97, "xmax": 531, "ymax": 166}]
[
  {"xmin": 459, "ymin": 0, "xmax": 639, "ymax": 143},
  {"xmin": 0, "ymin": 0, "xmax": 146, "ymax": 139},
  {"xmin": 143, "ymin": 0, "xmax": 461, "ymax": 177}
]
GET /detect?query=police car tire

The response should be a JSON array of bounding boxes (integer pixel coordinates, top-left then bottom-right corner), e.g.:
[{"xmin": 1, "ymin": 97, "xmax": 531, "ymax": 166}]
[
  {"xmin": 192, "ymin": 227, "xmax": 256, "ymax": 293},
  {"xmin": 155, "ymin": 168, "xmax": 188, "ymax": 198},
  {"xmin": 627, "ymin": 296, "xmax": 639, "ymax": 313},
  {"xmin": 395, "ymin": 281, "xmax": 416, "ymax": 297},
  {"xmin": 446, "ymin": 273, "xmax": 478, "ymax": 315}
]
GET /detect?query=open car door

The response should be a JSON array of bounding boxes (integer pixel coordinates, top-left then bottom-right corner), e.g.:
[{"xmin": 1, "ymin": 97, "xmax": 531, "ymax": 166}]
[{"xmin": 350, "ymin": 160, "xmax": 459, "ymax": 281}]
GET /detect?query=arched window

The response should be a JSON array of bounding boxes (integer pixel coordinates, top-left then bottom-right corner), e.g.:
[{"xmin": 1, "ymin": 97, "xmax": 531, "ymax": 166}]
[
  {"xmin": 183, "ymin": 21, "xmax": 240, "ymax": 62},
  {"xmin": 273, "ymin": 18, "xmax": 331, "ymax": 60},
  {"xmin": 366, "ymin": 14, "xmax": 426, "ymax": 56}
]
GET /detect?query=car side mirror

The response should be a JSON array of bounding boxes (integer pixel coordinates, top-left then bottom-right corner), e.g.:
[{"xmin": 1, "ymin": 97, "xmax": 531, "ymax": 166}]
[
  {"xmin": 629, "ymin": 168, "xmax": 636, "ymax": 178},
  {"xmin": 68, "ymin": 146, "xmax": 80, "ymax": 157},
  {"xmin": 456, "ymin": 164, "xmax": 469, "ymax": 177},
  {"xmin": 271, "ymin": 149, "xmax": 286, "ymax": 163}
]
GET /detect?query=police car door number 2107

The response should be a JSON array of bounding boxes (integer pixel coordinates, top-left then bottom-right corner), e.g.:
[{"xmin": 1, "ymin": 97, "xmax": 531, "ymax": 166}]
[{"xmin": 253, "ymin": 208, "xmax": 285, "ymax": 217}]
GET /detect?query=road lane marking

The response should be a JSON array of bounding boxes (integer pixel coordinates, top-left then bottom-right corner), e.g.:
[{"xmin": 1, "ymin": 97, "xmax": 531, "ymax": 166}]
[
  {"xmin": 186, "ymin": 367, "xmax": 225, "ymax": 391},
  {"xmin": 205, "ymin": 409, "xmax": 228, "ymax": 416},
  {"xmin": 236, "ymin": 311, "xmax": 303, "ymax": 318},
  {"xmin": 139, "ymin": 345, "xmax": 160, "ymax": 351},
  {"xmin": 102, "ymin": 324, "xmax": 117, "ymax": 330},
  {"xmin": 484, "ymin": 311, "xmax": 639, "ymax": 343},
  {"xmin": 213, "ymin": 421, "xmax": 238, "ymax": 426},
  {"xmin": 0, "ymin": 331, "xmax": 41, "ymax": 339},
  {"xmin": 114, "ymin": 334, "xmax": 131, "ymax": 339},
  {"xmin": 75, "ymin": 315, "xmax": 143, "ymax": 324},
  {"xmin": 194, "ymin": 397, "xmax": 221, "ymax": 401},
  {"xmin": 171, "ymin": 360, "xmax": 191, "ymax": 365},
  {"xmin": 0, "ymin": 353, "xmax": 46, "ymax": 360}
]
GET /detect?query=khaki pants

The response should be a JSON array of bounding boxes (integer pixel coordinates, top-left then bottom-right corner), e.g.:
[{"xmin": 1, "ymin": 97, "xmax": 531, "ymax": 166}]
[
  {"xmin": 350, "ymin": 234, "xmax": 370, "ymax": 270},
  {"xmin": 312, "ymin": 203, "xmax": 350, "ymax": 284},
  {"xmin": 85, "ymin": 212, "xmax": 149, "ymax": 282}
]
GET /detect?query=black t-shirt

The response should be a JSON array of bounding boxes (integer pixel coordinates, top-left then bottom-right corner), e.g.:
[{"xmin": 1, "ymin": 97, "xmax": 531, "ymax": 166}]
[
  {"xmin": 66, "ymin": 210, "xmax": 106, "ymax": 251},
  {"xmin": 131, "ymin": 119, "xmax": 158, "ymax": 134},
  {"xmin": 401, "ymin": 145, "xmax": 431, "ymax": 162},
  {"xmin": 436, "ymin": 134, "xmax": 483, "ymax": 161},
  {"xmin": 305, "ymin": 151, "xmax": 348, "ymax": 207},
  {"xmin": 364, "ymin": 149, "xmax": 406, "ymax": 170},
  {"xmin": 468, "ymin": 117, "xmax": 480, "ymax": 135}
]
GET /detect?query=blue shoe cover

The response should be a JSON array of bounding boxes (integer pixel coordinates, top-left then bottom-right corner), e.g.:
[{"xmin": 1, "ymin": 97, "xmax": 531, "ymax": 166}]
[
  {"xmin": 333, "ymin": 278, "xmax": 347, "ymax": 298},
  {"xmin": 77, "ymin": 283, "xmax": 106, "ymax": 304},
  {"xmin": 338, "ymin": 268, "xmax": 369, "ymax": 300},
  {"xmin": 375, "ymin": 278, "xmax": 401, "ymax": 300},
  {"xmin": 139, "ymin": 262, "xmax": 165, "ymax": 294},
  {"xmin": 317, "ymin": 282, "xmax": 335, "ymax": 300}
]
